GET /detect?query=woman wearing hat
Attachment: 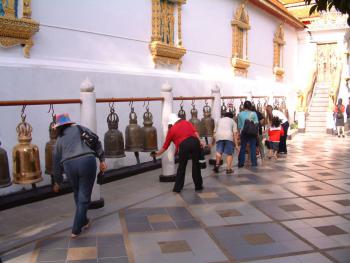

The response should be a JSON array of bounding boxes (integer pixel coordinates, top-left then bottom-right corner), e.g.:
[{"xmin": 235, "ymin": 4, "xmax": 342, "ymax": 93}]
[
  {"xmin": 52, "ymin": 113, "xmax": 107, "ymax": 238},
  {"xmin": 154, "ymin": 113, "xmax": 203, "ymax": 193}
]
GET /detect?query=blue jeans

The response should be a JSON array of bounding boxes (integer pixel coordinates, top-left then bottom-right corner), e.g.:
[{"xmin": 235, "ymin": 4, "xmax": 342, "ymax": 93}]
[
  {"xmin": 63, "ymin": 154, "xmax": 96, "ymax": 234},
  {"xmin": 216, "ymin": 140, "xmax": 234, "ymax": 155},
  {"xmin": 238, "ymin": 134, "xmax": 257, "ymax": 167}
]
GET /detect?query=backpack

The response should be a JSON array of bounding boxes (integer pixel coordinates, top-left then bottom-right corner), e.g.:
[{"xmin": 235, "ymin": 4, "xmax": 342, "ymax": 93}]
[
  {"xmin": 242, "ymin": 112, "xmax": 258, "ymax": 137},
  {"xmin": 337, "ymin": 105, "xmax": 344, "ymax": 119}
]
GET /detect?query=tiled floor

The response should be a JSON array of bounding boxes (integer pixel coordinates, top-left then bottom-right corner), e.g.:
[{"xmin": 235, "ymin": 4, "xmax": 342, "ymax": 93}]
[{"xmin": 3, "ymin": 133, "xmax": 350, "ymax": 263}]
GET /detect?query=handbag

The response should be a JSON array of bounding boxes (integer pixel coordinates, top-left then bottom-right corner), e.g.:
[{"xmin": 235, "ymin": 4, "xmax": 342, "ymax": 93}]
[
  {"xmin": 77, "ymin": 125, "xmax": 99, "ymax": 152},
  {"xmin": 96, "ymin": 171, "xmax": 104, "ymax": 185},
  {"xmin": 199, "ymin": 147, "xmax": 207, "ymax": 169},
  {"xmin": 242, "ymin": 112, "xmax": 258, "ymax": 137}
]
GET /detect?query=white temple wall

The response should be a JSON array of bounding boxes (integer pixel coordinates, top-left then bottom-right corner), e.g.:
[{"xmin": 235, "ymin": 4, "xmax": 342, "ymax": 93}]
[{"xmin": 0, "ymin": 0, "xmax": 300, "ymax": 194}]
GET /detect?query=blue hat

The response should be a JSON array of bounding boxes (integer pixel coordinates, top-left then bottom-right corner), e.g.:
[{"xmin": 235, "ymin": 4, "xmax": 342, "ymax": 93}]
[{"xmin": 54, "ymin": 113, "xmax": 75, "ymax": 128}]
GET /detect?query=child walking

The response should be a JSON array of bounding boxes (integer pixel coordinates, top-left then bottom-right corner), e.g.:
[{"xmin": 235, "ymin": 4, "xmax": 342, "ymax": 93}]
[{"xmin": 267, "ymin": 117, "xmax": 284, "ymax": 160}]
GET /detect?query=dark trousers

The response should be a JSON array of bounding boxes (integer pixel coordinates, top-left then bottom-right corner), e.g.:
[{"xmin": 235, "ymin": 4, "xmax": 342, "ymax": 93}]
[
  {"xmin": 278, "ymin": 121, "xmax": 289, "ymax": 153},
  {"xmin": 238, "ymin": 134, "xmax": 257, "ymax": 167},
  {"xmin": 173, "ymin": 137, "xmax": 203, "ymax": 192},
  {"xmin": 63, "ymin": 154, "xmax": 97, "ymax": 234}
]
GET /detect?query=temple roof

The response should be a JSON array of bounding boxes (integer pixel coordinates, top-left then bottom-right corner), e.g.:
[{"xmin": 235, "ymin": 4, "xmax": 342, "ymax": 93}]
[{"xmin": 278, "ymin": 0, "xmax": 319, "ymax": 21}]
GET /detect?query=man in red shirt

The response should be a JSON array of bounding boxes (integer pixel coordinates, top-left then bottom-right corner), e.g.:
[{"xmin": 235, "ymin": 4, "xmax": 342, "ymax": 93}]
[{"xmin": 154, "ymin": 113, "xmax": 203, "ymax": 193}]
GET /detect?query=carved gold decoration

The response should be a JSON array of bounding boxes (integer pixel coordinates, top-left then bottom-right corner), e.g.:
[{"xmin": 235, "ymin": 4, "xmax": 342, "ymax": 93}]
[
  {"xmin": 150, "ymin": 0, "xmax": 186, "ymax": 70},
  {"xmin": 0, "ymin": 0, "xmax": 39, "ymax": 58},
  {"xmin": 231, "ymin": 4, "xmax": 250, "ymax": 77},
  {"xmin": 273, "ymin": 24, "xmax": 285, "ymax": 81}
]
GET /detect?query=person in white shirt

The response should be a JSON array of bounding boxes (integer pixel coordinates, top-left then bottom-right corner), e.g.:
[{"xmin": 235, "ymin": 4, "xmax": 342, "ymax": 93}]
[
  {"xmin": 211, "ymin": 112, "xmax": 239, "ymax": 174},
  {"xmin": 266, "ymin": 105, "xmax": 289, "ymax": 154}
]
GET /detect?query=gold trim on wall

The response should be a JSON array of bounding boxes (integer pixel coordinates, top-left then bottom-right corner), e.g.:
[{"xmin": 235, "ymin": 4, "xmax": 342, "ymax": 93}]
[
  {"xmin": 273, "ymin": 24, "xmax": 285, "ymax": 81},
  {"xmin": 150, "ymin": 0, "xmax": 186, "ymax": 71},
  {"xmin": 231, "ymin": 4, "xmax": 250, "ymax": 77},
  {"xmin": 0, "ymin": 0, "xmax": 39, "ymax": 58}
]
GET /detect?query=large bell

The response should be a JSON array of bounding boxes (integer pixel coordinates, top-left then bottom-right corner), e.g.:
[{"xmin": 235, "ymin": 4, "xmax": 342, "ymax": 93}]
[
  {"xmin": 178, "ymin": 105, "xmax": 186, "ymax": 120},
  {"xmin": 141, "ymin": 108, "xmax": 158, "ymax": 152},
  {"xmin": 104, "ymin": 107, "xmax": 125, "ymax": 158},
  {"xmin": 200, "ymin": 103, "xmax": 215, "ymax": 137},
  {"xmin": 12, "ymin": 115, "xmax": 42, "ymax": 185},
  {"xmin": 125, "ymin": 107, "xmax": 143, "ymax": 152},
  {"xmin": 0, "ymin": 141, "xmax": 11, "ymax": 188},
  {"xmin": 189, "ymin": 104, "xmax": 201, "ymax": 134},
  {"xmin": 221, "ymin": 101, "xmax": 227, "ymax": 117},
  {"xmin": 45, "ymin": 116, "xmax": 58, "ymax": 175}
]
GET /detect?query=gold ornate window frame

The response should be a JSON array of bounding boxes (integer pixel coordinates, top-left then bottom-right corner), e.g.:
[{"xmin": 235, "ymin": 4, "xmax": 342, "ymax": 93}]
[
  {"xmin": 273, "ymin": 23, "xmax": 285, "ymax": 81},
  {"xmin": 0, "ymin": 0, "xmax": 39, "ymax": 58},
  {"xmin": 231, "ymin": 4, "xmax": 250, "ymax": 77},
  {"xmin": 150, "ymin": 0, "xmax": 186, "ymax": 71}
]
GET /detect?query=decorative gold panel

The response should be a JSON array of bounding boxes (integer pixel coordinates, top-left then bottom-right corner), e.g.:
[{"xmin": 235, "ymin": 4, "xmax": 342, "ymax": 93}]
[
  {"xmin": 231, "ymin": 4, "xmax": 250, "ymax": 77},
  {"xmin": 0, "ymin": 0, "xmax": 39, "ymax": 58},
  {"xmin": 150, "ymin": 0, "xmax": 186, "ymax": 70},
  {"xmin": 273, "ymin": 24, "xmax": 285, "ymax": 81}
]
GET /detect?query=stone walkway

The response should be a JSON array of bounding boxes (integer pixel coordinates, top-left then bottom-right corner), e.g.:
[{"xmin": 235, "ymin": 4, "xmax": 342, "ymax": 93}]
[{"xmin": 2, "ymin": 134, "xmax": 350, "ymax": 263}]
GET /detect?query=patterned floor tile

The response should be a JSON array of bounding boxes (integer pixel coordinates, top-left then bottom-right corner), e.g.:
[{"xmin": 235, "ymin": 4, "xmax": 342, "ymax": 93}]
[
  {"xmin": 325, "ymin": 179, "xmax": 350, "ymax": 192},
  {"xmin": 209, "ymin": 223, "xmax": 312, "ymax": 261},
  {"xmin": 308, "ymin": 194, "xmax": 350, "ymax": 214},
  {"xmin": 253, "ymin": 198, "xmax": 334, "ymax": 220},
  {"xmin": 282, "ymin": 216, "xmax": 350, "ymax": 249},
  {"xmin": 179, "ymin": 187, "xmax": 241, "ymax": 205},
  {"xmin": 227, "ymin": 185, "xmax": 297, "ymax": 201},
  {"xmin": 283, "ymin": 181, "xmax": 346, "ymax": 197},
  {"xmin": 189, "ymin": 202, "xmax": 272, "ymax": 227},
  {"xmin": 245, "ymin": 252, "xmax": 333, "ymax": 263},
  {"xmin": 128, "ymin": 229, "xmax": 228, "ymax": 263},
  {"xmin": 298, "ymin": 169, "xmax": 350, "ymax": 181},
  {"xmin": 326, "ymin": 248, "xmax": 350, "ymax": 263},
  {"xmin": 211, "ymin": 173, "xmax": 271, "ymax": 186},
  {"xmin": 123, "ymin": 207, "xmax": 200, "ymax": 233}
]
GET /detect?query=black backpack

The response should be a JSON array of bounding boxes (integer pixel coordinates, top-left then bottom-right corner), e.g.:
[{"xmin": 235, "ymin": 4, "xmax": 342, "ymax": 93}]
[
  {"xmin": 242, "ymin": 112, "xmax": 258, "ymax": 137},
  {"xmin": 337, "ymin": 105, "xmax": 344, "ymax": 119}
]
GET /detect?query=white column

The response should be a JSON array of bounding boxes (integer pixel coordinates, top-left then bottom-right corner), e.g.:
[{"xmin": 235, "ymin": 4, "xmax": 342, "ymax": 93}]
[
  {"xmin": 80, "ymin": 78, "xmax": 104, "ymax": 208},
  {"xmin": 296, "ymin": 111, "xmax": 306, "ymax": 133},
  {"xmin": 159, "ymin": 83, "xmax": 176, "ymax": 182},
  {"xmin": 209, "ymin": 84, "xmax": 221, "ymax": 164}
]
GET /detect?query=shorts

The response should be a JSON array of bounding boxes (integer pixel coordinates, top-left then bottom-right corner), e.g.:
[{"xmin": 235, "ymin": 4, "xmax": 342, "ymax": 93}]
[
  {"xmin": 216, "ymin": 140, "xmax": 234, "ymax": 155},
  {"xmin": 270, "ymin": 141, "xmax": 279, "ymax": 151}
]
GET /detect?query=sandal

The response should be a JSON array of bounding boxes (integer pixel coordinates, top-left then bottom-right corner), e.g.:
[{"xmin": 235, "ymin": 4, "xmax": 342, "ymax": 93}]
[
  {"xmin": 82, "ymin": 219, "xmax": 91, "ymax": 231},
  {"xmin": 213, "ymin": 165, "xmax": 220, "ymax": 173},
  {"xmin": 226, "ymin": 169, "xmax": 233, "ymax": 174}
]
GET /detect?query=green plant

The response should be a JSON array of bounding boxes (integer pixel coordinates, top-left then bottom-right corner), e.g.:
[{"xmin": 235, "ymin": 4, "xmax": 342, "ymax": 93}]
[{"xmin": 305, "ymin": 0, "xmax": 350, "ymax": 26}]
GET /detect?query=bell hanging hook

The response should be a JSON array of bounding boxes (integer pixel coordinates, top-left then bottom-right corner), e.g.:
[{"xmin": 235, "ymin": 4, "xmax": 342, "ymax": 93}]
[
  {"xmin": 205, "ymin": 99, "xmax": 208, "ymax": 106},
  {"xmin": 109, "ymin": 101, "xmax": 115, "ymax": 113},
  {"xmin": 47, "ymin": 104, "xmax": 55, "ymax": 119},
  {"xmin": 180, "ymin": 97, "xmax": 184, "ymax": 108},
  {"xmin": 21, "ymin": 105, "xmax": 27, "ymax": 122},
  {"xmin": 143, "ymin": 99, "xmax": 150, "ymax": 111}
]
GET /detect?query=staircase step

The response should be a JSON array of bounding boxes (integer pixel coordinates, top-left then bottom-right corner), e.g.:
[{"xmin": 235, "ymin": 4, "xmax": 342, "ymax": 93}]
[
  {"xmin": 312, "ymin": 97, "xmax": 329, "ymax": 102},
  {"xmin": 306, "ymin": 122, "xmax": 327, "ymax": 127},
  {"xmin": 307, "ymin": 112, "xmax": 327, "ymax": 117},
  {"xmin": 305, "ymin": 127, "xmax": 326, "ymax": 133},
  {"xmin": 309, "ymin": 106, "xmax": 329, "ymax": 112},
  {"xmin": 310, "ymin": 102, "xmax": 329, "ymax": 107}
]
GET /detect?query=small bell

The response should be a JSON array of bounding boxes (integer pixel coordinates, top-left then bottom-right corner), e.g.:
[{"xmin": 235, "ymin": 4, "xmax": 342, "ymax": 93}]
[
  {"xmin": 125, "ymin": 106, "xmax": 143, "ymax": 153},
  {"xmin": 104, "ymin": 106, "xmax": 125, "ymax": 158},
  {"xmin": 178, "ymin": 103, "xmax": 186, "ymax": 120},
  {"xmin": 12, "ymin": 113, "xmax": 42, "ymax": 185},
  {"xmin": 239, "ymin": 99, "xmax": 244, "ymax": 112},
  {"xmin": 189, "ymin": 103, "xmax": 201, "ymax": 134},
  {"xmin": 251, "ymin": 100, "xmax": 256, "ymax": 110},
  {"xmin": 221, "ymin": 101, "xmax": 227, "ymax": 117},
  {"xmin": 273, "ymin": 98, "xmax": 279, "ymax": 110},
  {"xmin": 200, "ymin": 102, "xmax": 215, "ymax": 137},
  {"xmin": 45, "ymin": 115, "xmax": 58, "ymax": 176},
  {"xmin": 0, "ymin": 141, "xmax": 11, "ymax": 188},
  {"xmin": 141, "ymin": 107, "xmax": 158, "ymax": 152}
]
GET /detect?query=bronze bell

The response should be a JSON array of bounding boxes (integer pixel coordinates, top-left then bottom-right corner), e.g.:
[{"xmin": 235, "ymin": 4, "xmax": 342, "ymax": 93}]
[
  {"xmin": 189, "ymin": 104, "xmax": 201, "ymax": 134},
  {"xmin": 45, "ymin": 116, "xmax": 58, "ymax": 175},
  {"xmin": 221, "ymin": 101, "xmax": 227, "ymax": 117},
  {"xmin": 178, "ymin": 105, "xmax": 186, "ymax": 120},
  {"xmin": 239, "ymin": 100, "xmax": 244, "ymax": 112},
  {"xmin": 12, "ymin": 115, "xmax": 42, "ymax": 185},
  {"xmin": 273, "ymin": 98, "xmax": 279, "ymax": 110},
  {"xmin": 125, "ymin": 107, "xmax": 143, "ymax": 152},
  {"xmin": 104, "ymin": 107, "xmax": 125, "ymax": 158},
  {"xmin": 141, "ymin": 108, "xmax": 158, "ymax": 152},
  {"xmin": 200, "ymin": 103, "xmax": 215, "ymax": 137},
  {"xmin": 0, "ymin": 141, "xmax": 11, "ymax": 188}
]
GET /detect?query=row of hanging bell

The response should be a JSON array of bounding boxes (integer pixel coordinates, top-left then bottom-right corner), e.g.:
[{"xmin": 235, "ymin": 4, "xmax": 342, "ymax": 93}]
[
  {"xmin": 104, "ymin": 104, "xmax": 158, "ymax": 163},
  {"xmin": 12, "ymin": 114, "xmax": 42, "ymax": 185},
  {"xmin": 184, "ymin": 102, "xmax": 214, "ymax": 138}
]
